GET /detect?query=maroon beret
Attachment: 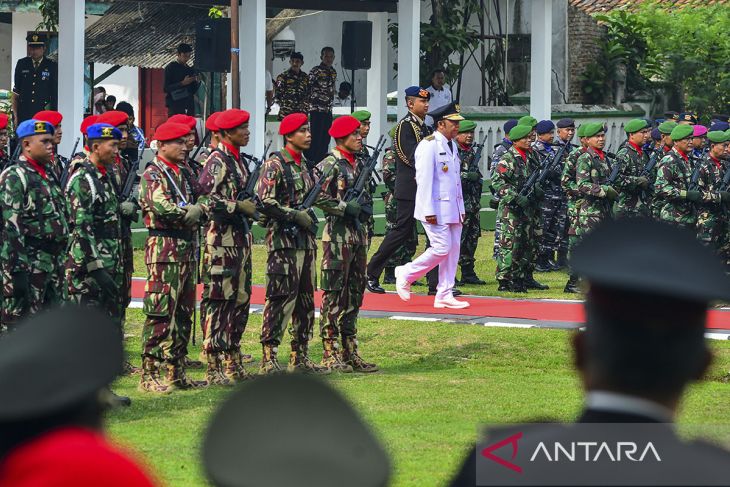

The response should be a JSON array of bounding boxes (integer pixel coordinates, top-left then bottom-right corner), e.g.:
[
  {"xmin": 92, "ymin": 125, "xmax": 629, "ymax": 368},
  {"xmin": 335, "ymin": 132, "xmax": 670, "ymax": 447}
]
[
  {"xmin": 328, "ymin": 115, "xmax": 360, "ymax": 139},
  {"xmin": 205, "ymin": 112, "xmax": 221, "ymax": 132},
  {"xmin": 154, "ymin": 122, "xmax": 191, "ymax": 142},
  {"xmin": 168, "ymin": 114, "xmax": 197, "ymax": 130},
  {"xmin": 216, "ymin": 109, "xmax": 250, "ymax": 130},
  {"xmin": 0, "ymin": 113, "xmax": 8, "ymax": 130},
  {"xmin": 279, "ymin": 113, "xmax": 308, "ymax": 135},
  {"xmin": 33, "ymin": 110, "xmax": 63, "ymax": 127},
  {"xmin": 80, "ymin": 115, "xmax": 99, "ymax": 135},
  {"xmin": 97, "ymin": 111, "xmax": 129, "ymax": 128}
]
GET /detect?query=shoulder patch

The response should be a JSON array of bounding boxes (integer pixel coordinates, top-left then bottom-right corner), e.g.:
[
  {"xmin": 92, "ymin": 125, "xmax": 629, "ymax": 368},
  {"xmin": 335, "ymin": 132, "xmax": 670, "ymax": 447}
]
[{"xmin": 425, "ymin": 135, "xmax": 436, "ymax": 141}]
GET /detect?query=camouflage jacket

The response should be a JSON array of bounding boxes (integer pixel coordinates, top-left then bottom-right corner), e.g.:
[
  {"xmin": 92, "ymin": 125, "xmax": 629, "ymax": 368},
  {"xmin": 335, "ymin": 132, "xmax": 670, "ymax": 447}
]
[
  {"xmin": 197, "ymin": 143, "xmax": 251, "ymax": 248},
  {"xmin": 490, "ymin": 139, "xmax": 511, "ymax": 172},
  {"xmin": 307, "ymin": 63, "xmax": 337, "ymax": 113},
  {"xmin": 275, "ymin": 68, "xmax": 309, "ymax": 118},
  {"xmin": 256, "ymin": 148, "xmax": 316, "ymax": 251},
  {"xmin": 531, "ymin": 140, "xmax": 563, "ymax": 195},
  {"xmin": 653, "ymin": 149, "xmax": 697, "ymax": 226},
  {"xmin": 560, "ymin": 146, "xmax": 585, "ymax": 201},
  {"xmin": 139, "ymin": 156, "xmax": 196, "ymax": 263},
  {"xmin": 314, "ymin": 147, "xmax": 365, "ymax": 245},
  {"xmin": 575, "ymin": 148, "xmax": 613, "ymax": 219},
  {"xmin": 696, "ymin": 154, "xmax": 724, "ymax": 226},
  {"xmin": 458, "ymin": 143, "xmax": 482, "ymax": 211},
  {"xmin": 491, "ymin": 146, "xmax": 529, "ymax": 210},
  {"xmin": 65, "ymin": 158, "xmax": 121, "ymax": 275},
  {"xmin": 614, "ymin": 142, "xmax": 650, "ymax": 216},
  {"xmin": 0, "ymin": 156, "xmax": 69, "ymax": 274},
  {"xmin": 381, "ymin": 147, "xmax": 396, "ymax": 206}
]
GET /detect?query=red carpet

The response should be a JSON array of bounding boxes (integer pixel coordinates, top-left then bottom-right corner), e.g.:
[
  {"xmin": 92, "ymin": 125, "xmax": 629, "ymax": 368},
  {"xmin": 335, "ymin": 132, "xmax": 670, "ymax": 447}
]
[{"xmin": 130, "ymin": 279, "xmax": 730, "ymax": 330}]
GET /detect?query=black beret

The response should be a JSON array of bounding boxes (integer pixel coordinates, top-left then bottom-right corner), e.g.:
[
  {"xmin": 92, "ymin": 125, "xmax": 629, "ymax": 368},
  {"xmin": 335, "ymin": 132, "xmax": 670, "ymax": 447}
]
[{"xmin": 556, "ymin": 118, "xmax": 575, "ymax": 129}]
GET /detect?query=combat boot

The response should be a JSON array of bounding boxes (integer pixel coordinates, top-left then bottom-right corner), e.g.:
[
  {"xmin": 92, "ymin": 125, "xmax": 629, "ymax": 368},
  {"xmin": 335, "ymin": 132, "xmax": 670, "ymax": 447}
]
[
  {"xmin": 206, "ymin": 352, "xmax": 232, "ymax": 386},
  {"xmin": 287, "ymin": 343, "xmax": 331, "ymax": 375},
  {"xmin": 259, "ymin": 343, "xmax": 284, "ymax": 375},
  {"xmin": 138, "ymin": 357, "xmax": 171, "ymax": 394},
  {"xmin": 497, "ymin": 280, "xmax": 512, "ymax": 292},
  {"xmin": 239, "ymin": 348, "xmax": 254, "ymax": 364},
  {"xmin": 166, "ymin": 359, "xmax": 207, "ymax": 390},
  {"xmin": 564, "ymin": 275, "xmax": 581, "ymax": 294},
  {"xmin": 320, "ymin": 338, "xmax": 353, "ymax": 373},
  {"xmin": 511, "ymin": 279, "xmax": 529, "ymax": 293},
  {"xmin": 224, "ymin": 349, "xmax": 253, "ymax": 382},
  {"xmin": 382, "ymin": 267, "xmax": 396, "ymax": 284},
  {"xmin": 460, "ymin": 265, "xmax": 486, "ymax": 285},
  {"xmin": 183, "ymin": 355, "xmax": 203, "ymax": 369},
  {"xmin": 554, "ymin": 251, "xmax": 568, "ymax": 270},
  {"xmin": 341, "ymin": 336, "xmax": 379, "ymax": 373},
  {"xmin": 525, "ymin": 273, "xmax": 549, "ymax": 290},
  {"xmin": 535, "ymin": 254, "xmax": 553, "ymax": 273}
]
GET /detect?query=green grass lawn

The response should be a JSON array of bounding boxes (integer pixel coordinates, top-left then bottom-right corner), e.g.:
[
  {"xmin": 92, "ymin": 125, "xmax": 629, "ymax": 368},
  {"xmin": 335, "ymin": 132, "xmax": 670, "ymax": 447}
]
[
  {"xmin": 133, "ymin": 231, "xmax": 573, "ymax": 300},
  {"xmin": 110, "ymin": 309, "xmax": 730, "ymax": 487}
]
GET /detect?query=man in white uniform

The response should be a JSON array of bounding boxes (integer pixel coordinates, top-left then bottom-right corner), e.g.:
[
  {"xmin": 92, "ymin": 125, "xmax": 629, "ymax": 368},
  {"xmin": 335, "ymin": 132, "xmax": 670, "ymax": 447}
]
[
  {"xmin": 425, "ymin": 69, "xmax": 452, "ymax": 127},
  {"xmin": 395, "ymin": 102, "xmax": 469, "ymax": 309}
]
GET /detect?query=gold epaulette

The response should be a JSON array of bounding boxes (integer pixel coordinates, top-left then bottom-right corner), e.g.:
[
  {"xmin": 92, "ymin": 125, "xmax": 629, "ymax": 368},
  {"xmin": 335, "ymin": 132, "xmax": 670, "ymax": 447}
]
[{"xmin": 424, "ymin": 134, "xmax": 435, "ymax": 141}]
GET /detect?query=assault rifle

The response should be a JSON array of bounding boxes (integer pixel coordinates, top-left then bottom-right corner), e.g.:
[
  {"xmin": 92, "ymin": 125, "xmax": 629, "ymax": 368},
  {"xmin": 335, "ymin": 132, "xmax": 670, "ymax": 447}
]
[
  {"xmin": 470, "ymin": 132, "xmax": 487, "ymax": 178},
  {"xmin": 190, "ymin": 130, "xmax": 211, "ymax": 163},
  {"xmin": 688, "ymin": 158, "xmax": 702, "ymax": 192},
  {"xmin": 281, "ymin": 156, "xmax": 339, "ymax": 240},
  {"xmin": 518, "ymin": 142, "xmax": 571, "ymax": 198},
  {"xmin": 237, "ymin": 140, "xmax": 271, "ymax": 222},
  {"xmin": 120, "ymin": 146, "xmax": 146, "ymax": 202},
  {"xmin": 344, "ymin": 135, "xmax": 386, "ymax": 229}
]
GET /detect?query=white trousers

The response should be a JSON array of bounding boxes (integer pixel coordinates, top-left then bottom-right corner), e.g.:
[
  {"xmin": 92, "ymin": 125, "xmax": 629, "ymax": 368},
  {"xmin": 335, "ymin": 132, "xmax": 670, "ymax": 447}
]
[{"xmin": 400, "ymin": 222, "xmax": 462, "ymax": 300}]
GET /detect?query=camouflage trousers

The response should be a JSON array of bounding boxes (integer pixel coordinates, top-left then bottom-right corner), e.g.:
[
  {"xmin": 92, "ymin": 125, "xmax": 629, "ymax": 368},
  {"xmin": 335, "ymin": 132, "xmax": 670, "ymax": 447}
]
[
  {"xmin": 524, "ymin": 209, "xmax": 542, "ymax": 276},
  {"xmin": 696, "ymin": 210, "xmax": 725, "ymax": 251},
  {"xmin": 320, "ymin": 242, "xmax": 366, "ymax": 339},
  {"xmin": 66, "ymin": 266, "xmax": 124, "ymax": 328},
  {"xmin": 539, "ymin": 194, "xmax": 568, "ymax": 256},
  {"xmin": 1, "ymin": 268, "xmax": 63, "ymax": 328},
  {"xmin": 575, "ymin": 202, "xmax": 611, "ymax": 240},
  {"xmin": 384, "ymin": 195, "xmax": 418, "ymax": 268},
  {"xmin": 141, "ymin": 260, "xmax": 194, "ymax": 362},
  {"xmin": 458, "ymin": 207, "xmax": 481, "ymax": 269},
  {"xmin": 495, "ymin": 204, "xmax": 531, "ymax": 282},
  {"xmin": 120, "ymin": 234, "xmax": 134, "ymax": 325},
  {"xmin": 201, "ymin": 243, "xmax": 251, "ymax": 354},
  {"xmin": 492, "ymin": 218, "xmax": 502, "ymax": 260},
  {"xmin": 260, "ymin": 248, "xmax": 316, "ymax": 350}
]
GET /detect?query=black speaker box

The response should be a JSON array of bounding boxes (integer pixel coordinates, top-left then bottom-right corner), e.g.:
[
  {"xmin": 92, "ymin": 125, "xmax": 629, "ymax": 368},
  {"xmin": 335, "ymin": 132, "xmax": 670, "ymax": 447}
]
[
  {"xmin": 194, "ymin": 18, "xmax": 231, "ymax": 73},
  {"xmin": 341, "ymin": 21, "xmax": 372, "ymax": 70}
]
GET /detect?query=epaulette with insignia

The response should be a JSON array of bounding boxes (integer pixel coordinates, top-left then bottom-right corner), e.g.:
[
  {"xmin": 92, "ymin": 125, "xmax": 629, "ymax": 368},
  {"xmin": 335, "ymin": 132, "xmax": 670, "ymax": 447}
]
[{"xmin": 425, "ymin": 135, "xmax": 435, "ymax": 141}]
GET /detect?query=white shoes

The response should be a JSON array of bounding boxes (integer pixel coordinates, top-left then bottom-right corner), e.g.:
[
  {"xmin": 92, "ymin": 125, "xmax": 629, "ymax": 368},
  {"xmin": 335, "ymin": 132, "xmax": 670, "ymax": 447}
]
[
  {"xmin": 434, "ymin": 295, "xmax": 470, "ymax": 309},
  {"xmin": 394, "ymin": 265, "xmax": 411, "ymax": 301}
]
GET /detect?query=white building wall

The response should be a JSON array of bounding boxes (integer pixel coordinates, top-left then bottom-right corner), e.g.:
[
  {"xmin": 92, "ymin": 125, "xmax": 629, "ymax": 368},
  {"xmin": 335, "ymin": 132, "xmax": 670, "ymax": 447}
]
[{"xmin": 0, "ymin": 20, "xmax": 11, "ymax": 90}]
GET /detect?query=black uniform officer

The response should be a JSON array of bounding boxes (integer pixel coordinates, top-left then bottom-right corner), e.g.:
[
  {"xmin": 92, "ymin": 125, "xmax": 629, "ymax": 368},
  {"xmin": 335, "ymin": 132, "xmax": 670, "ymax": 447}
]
[{"xmin": 12, "ymin": 33, "xmax": 58, "ymax": 126}]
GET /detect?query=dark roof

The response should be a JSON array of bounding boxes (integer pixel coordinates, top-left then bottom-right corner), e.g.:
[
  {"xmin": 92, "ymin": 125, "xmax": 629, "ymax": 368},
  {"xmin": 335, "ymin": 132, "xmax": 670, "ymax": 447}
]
[
  {"xmin": 85, "ymin": 1, "xmax": 207, "ymax": 68},
  {"xmin": 569, "ymin": 0, "xmax": 727, "ymax": 15}
]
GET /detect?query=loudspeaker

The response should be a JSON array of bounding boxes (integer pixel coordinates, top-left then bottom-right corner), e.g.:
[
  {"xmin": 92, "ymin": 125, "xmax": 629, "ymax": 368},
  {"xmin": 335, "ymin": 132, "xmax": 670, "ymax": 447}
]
[
  {"xmin": 194, "ymin": 18, "xmax": 231, "ymax": 72},
  {"xmin": 341, "ymin": 21, "xmax": 372, "ymax": 70}
]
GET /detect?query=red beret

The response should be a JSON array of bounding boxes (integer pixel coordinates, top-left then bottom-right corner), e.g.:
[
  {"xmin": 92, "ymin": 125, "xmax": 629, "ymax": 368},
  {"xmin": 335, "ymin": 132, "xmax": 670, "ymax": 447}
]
[
  {"xmin": 97, "ymin": 111, "xmax": 129, "ymax": 128},
  {"xmin": 80, "ymin": 115, "xmax": 99, "ymax": 135},
  {"xmin": 168, "ymin": 114, "xmax": 197, "ymax": 130},
  {"xmin": 216, "ymin": 109, "xmax": 250, "ymax": 130},
  {"xmin": 205, "ymin": 112, "xmax": 221, "ymax": 132},
  {"xmin": 279, "ymin": 113, "xmax": 308, "ymax": 135},
  {"xmin": 154, "ymin": 122, "xmax": 190, "ymax": 142},
  {"xmin": 0, "ymin": 113, "xmax": 8, "ymax": 130},
  {"xmin": 33, "ymin": 110, "xmax": 63, "ymax": 127},
  {"xmin": 328, "ymin": 115, "xmax": 361, "ymax": 139}
]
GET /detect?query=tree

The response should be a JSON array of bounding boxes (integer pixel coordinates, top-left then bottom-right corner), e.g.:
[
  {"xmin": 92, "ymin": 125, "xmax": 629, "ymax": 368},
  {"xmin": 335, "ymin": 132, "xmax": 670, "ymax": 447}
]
[{"xmin": 19, "ymin": 0, "xmax": 58, "ymax": 32}]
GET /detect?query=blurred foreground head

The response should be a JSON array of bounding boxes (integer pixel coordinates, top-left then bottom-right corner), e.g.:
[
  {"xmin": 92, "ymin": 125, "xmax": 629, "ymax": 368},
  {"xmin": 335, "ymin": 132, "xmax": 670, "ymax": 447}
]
[{"xmin": 203, "ymin": 374, "xmax": 390, "ymax": 487}]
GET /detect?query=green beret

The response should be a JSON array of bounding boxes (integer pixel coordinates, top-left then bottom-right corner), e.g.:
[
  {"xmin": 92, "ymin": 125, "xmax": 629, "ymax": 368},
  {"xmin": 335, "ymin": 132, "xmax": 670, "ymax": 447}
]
[
  {"xmin": 670, "ymin": 124, "xmax": 693, "ymax": 141},
  {"xmin": 508, "ymin": 124, "xmax": 532, "ymax": 141},
  {"xmin": 458, "ymin": 120, "xmax": 477, "ymax": 133},
  {"xmin": 388, "ymin": 125, "xmax": 397, "ymax": 139},
  {"xmin": 707, "ymin": 131, "xmax": 729, "ymax": 144},
  {"xmin": 518, "ymin": 116, "xmax": 538, "ymax": 128},
  {"xmin": 582, "ymin": 122, "xmax": 605, "ymax": 138},
  {"xmin": 351, "ymin": 110, "xmax": 371, "ymax": 122},
  {"xmin": 658, "ymin": 121, "xmax": 678, "ymax": 135},
  {"xmin": 624, "ymin": 118, "xmax": 649, "ymax": 134},
  {"xmin": 576, "ymin": 124, "xmax": 586, "ymax": 138}
]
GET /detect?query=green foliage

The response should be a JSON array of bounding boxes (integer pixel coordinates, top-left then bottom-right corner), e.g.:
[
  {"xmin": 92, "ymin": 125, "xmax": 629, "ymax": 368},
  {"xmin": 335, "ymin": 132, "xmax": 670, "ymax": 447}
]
[
  {"xmin": 208, "ymin": 7, "xmax": 224, "ymax": 19},
  {"xmin": 19, "ymin": 0, "xmax": 58, "ymax": 32}
]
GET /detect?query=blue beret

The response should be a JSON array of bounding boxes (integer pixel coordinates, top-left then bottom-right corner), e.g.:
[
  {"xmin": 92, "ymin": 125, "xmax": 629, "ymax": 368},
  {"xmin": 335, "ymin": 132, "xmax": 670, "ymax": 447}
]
[
  {"xmin": 556, "ymin": 118, "xmax": 575, "ymax": 128},
  {"xmin": 404, "ymin": 86, "xmax": 430, "ymax": 100},
  {"xmin": 710, "ymin": 121, "xmax": 730, "ymax": 132},
  {"xmin": 651, "ymin": 128, "xmax": 662, "ymax": 141},
  {"xmin": 503, "ymin": 119, "xmax": 518, "ymax": 134},
  {"xmin": 86, "ymin": 123, "xmax": 122, "ymax": 141},
  {"xmin": 535, "ymin": 120, "xmax": 555, "ymax": 134},
  {"xmin": 16, "ymin": 119, "xmax": 54, "ymax": 139}
]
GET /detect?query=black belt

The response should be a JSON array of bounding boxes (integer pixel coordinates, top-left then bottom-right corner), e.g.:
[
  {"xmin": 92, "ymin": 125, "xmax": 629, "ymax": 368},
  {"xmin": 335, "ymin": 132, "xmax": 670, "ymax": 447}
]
[{"xmin": 148, "ymin": 228, "xmax": 193, "ymax": 241}]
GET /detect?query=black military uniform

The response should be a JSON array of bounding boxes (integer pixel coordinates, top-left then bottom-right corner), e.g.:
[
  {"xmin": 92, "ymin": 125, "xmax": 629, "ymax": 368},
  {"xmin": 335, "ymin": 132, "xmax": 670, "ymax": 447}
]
[{"xmin": 12, "ymin": 33, "xmax": 58, "ymax": 124}]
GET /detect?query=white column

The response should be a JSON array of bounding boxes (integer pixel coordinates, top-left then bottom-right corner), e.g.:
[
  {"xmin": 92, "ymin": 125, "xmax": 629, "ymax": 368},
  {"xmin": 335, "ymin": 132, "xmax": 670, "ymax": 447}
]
[
  {"xmin": 397, "ymin": 0, "xmax": 420, "ymax": 121},
  {"xmin": 530, "ymin": 0, "xmax": 552, "ymax": 121},
  {"xmin": 57, "ymin": 0, "xmax": 85, "ymax": 157},
  {"xmin": 240, "ymin": 0, "xmax": 266, "ymax": 158},
  {"xmin": 367, "ymin": 12, "xmax": 388, "ymax": 144}
]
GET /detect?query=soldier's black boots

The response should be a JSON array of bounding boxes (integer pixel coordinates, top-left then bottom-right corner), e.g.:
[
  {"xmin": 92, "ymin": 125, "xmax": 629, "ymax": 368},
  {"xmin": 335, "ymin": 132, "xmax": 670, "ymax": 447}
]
[
  {"xmin": 555, "ymin": 251, "xmax": 569, "ymax": 270},
  {"xmin": 525, "ymin": 273, "xmax": 549, "ymax": 290},
  {"xmin": 497, "ymin": 280, "xmax": 512, "ymax": 292},
  {"xmin": 564, "ymin": 275, "xmax": 580, "ymax": 293},
  {"xmin": 511, "ymin": 279, "xmax": 529, "ymax": 293},
  {"xmin": 382, "ymin": 267, "xmax": 396, "ymax": 284},
  {"xmin": 366, "ymin": 278, "xmax": 385, "ymax": 294},
  {"xmin": 535, "ymin": 254, "xmax": 553, "ymax": 273},
  {"xmin": 460, "ymin": 265, "xmax": 487, "ymax": 285}
]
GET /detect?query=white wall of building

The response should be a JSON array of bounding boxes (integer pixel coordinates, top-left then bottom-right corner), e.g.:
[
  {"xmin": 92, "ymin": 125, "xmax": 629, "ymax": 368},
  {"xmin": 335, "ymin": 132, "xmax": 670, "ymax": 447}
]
[
  {"xmin": 0, "ymin": 20, "xmax": 11, "ymax": 90},
  {"xmin": 94, "ymin": 64, "xmax": 140, "ymax": 117}
]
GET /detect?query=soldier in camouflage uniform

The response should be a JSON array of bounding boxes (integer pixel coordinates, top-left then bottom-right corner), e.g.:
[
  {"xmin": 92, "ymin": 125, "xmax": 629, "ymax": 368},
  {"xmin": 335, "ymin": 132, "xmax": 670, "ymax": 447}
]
[
  {"xmin": 305, "ymin": 47, "xmax": 337, "ymax": 163},
  {"xmin": 653, "ymin": 124, "xmax": 701, "ymax": 230},
  {"xmin": 613, "ymin": 119, "xmax": 652, "ymax": 218},
  {"xmin": 532, "ymin": 120, "xmax": 560, "ymax": 272},
  {"xmin": 255, "ymin": 113, "xmax": 329, "ymax": 375},
  {"xmin": 491, "ymin": 124, "xmax": 533, "ymax": 292},
  {"xmin": 574, "ymin": 122, "xmax": 617, "ymax": 241},
  {"xmin": 0, "ymin": 119, "xmax": 69, "ymax": 329},
  {"xmin": 314, "ymin": 115, "xmax": 378, "ymax": 373},
  {"xmin": 561, "ymin": 125, "xmax": 587, "ymax": 293},
  {"xmin": 489, "ymin": 119, "xmax": 518, "ymax": 260},
  {"xmin": 138, "ymin": 121, "xmax": 207, "ymax": 393},
  {"xmin": 0, "ymin": 114, "xmax": 9, "ymax": 171},
  {"xmin": 274, "ymin": 52, "xmax": 309, "ymax": 120},
  {"xmin": 456, "ymin": 120, "xmax": 485, "ymax": 285},
  {"xmin": 32, "ymin": 111, "xmax": 67, "ymax": 180},
  {"xmin": 696, "ymin": 131, "xmax": 730, "ymax": 250},
  {"xmin": 651, "ymin": 121, "xmax": 679, "ymax": 218},
  {"xmin": 196, "ymin": 109, "xmax": 258, "ymax": 384},
  {"xmin": 352, "ymin": 110, "xmax": 376, "ymax": 247}
]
